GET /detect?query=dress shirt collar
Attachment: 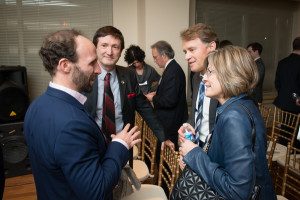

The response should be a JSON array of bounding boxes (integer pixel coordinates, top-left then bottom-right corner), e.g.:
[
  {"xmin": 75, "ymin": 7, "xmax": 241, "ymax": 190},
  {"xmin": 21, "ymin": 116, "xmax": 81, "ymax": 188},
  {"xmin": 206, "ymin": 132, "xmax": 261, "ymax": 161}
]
[
  {"xmin": 99, "ymin": 65, "xmax": 117, "ymax": 81},
  {"xmin": 164, "ymin": 59, "xmax": 174, "ymax": 69},
  {"xmin": 49, "ymin": 81, "xmax": 87, "ymax": 105},
  {"xmin": 254, "ymin": 57, "xmax": 260, "ymax": 62},
  {"xmin": 216, "ymin": 93, "xmax": 246, "ymax": 116}
]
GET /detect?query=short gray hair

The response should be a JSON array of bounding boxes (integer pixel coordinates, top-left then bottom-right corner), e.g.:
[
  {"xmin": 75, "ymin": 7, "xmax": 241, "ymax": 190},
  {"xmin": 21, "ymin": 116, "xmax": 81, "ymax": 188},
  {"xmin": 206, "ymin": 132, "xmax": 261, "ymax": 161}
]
[{"xmin": 151, "ymin": 40, "xmax": 174, "ymax": 59}]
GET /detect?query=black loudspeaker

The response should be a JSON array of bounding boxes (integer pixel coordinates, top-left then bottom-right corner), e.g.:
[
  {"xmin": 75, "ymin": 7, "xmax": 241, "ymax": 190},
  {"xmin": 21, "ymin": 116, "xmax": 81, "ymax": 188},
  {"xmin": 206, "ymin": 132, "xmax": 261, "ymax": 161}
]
[
  {"xmin": 0, "ymin": 121, "xmax": 31, "ymax": 178},
  {"xmin": 0, "ymin": 66, "xmax": 29, "ymax": 123}
]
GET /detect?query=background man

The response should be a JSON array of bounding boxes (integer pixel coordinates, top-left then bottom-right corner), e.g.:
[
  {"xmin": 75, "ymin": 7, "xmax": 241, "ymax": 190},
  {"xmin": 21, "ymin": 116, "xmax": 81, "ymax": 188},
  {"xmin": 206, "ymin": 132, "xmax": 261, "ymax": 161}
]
[
  {"xmin": 84, "ymin": 26, "xmax": 173, "ymax": 163},
  {"xmin": 247, "ymin": 42, "xmax": 266, "ymax": 106},
  {"xmin": 178, "ymin": 23, "xmax": 219, "ymax": 151},
  {"xmin": 273, "ymin": 37, "xmax": 300, "ymax": 148},
  {"xmin": 146, "ymin": 40, "xmax": 188, "ymax": 150},
  {"xmin": 24, "ymin": 29, "xmax": 141, "ymax": 200}
]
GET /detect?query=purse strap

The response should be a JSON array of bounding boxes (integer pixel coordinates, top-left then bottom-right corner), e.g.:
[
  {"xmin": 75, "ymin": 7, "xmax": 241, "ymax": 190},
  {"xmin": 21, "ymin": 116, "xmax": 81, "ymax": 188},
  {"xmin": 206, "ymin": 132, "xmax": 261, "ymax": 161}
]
[
  {"xmin": 203, "ymin": 102, "xmax": 256, "ymax": 153},
  {"xmin": 234, "ymin": 102, "xmax": 256, "ymax": 152}
]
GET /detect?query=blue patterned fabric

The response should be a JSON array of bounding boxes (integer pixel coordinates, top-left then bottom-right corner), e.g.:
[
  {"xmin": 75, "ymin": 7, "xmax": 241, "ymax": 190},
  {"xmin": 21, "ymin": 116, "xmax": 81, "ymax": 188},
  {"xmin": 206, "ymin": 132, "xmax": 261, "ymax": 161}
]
[{"xmin": 194, "ymin": 80, "xmax": 205, "ymax": 145}]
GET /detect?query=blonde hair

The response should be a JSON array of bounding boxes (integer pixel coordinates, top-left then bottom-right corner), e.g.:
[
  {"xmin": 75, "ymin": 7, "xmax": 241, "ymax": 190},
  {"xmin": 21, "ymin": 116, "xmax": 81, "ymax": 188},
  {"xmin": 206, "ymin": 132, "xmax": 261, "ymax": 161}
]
[{"xmin": 207, "ymin": 45, "xmax": 258, "ymax": 98}]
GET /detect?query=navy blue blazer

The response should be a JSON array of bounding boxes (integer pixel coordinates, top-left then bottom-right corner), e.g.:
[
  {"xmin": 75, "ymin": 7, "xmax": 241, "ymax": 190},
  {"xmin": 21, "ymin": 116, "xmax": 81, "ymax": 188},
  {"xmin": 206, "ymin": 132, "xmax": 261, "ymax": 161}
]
[{"xmin": 24, "ymin": 87, "xmax": 129, "ymax": 200}]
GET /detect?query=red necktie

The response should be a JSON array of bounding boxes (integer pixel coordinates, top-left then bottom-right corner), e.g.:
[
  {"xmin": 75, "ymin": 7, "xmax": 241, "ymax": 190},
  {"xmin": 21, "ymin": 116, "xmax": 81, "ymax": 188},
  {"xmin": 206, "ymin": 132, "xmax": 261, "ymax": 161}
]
[{"xmin": 102, "ymin": 73, "xmax": 116, "ymax": 142}]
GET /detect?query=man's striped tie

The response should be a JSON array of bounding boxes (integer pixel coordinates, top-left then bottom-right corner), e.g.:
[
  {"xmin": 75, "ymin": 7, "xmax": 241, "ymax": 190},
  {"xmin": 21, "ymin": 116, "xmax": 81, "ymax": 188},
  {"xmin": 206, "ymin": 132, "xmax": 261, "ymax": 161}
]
[
  {"xmin": 102, "ymin": 73, "xmax": 116, "ymax": 142},
  {"xmin": 194, "ymin": 79, "xmax": 205, "ymax": 146}
]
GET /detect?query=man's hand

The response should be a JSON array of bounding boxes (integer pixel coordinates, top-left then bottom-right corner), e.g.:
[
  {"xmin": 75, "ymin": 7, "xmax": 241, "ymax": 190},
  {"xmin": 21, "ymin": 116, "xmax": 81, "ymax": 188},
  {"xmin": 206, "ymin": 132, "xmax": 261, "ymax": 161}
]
[
  {"xmin": 111, "ymin": 124, "xmax": 141, "ymax": 149},
  {"xmin": 161, "ymin": 140, "xmax": 175, "ymax": 150},
  {"xmin": 178, "ymin": 155, "xmax": 186, "ymax": 171},
  {"xmin": 296, "ymin": 99, "xmax": 300, "ymax": 107},
  {"xmin": 178, "ymin": 123, "xmax": 195, "ymax": 144},
  {"xmin": 145, "ymin": 91, "xmax": 156, "ymax": 102}
]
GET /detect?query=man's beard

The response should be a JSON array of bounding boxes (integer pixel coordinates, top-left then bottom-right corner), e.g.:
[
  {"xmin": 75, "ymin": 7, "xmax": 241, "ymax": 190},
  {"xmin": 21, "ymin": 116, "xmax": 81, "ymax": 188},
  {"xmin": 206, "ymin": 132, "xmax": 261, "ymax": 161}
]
[{"xmin": 72, "ymin": 64, "xmax": 95, "ymax": 93}]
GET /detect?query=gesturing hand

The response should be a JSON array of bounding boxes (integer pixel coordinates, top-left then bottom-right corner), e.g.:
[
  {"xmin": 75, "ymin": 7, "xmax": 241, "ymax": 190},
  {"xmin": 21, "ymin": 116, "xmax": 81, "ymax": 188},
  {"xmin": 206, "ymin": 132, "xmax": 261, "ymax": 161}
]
[{"xmin": 111, "ymin": 124, "xmax": 141, "ymax": 149}]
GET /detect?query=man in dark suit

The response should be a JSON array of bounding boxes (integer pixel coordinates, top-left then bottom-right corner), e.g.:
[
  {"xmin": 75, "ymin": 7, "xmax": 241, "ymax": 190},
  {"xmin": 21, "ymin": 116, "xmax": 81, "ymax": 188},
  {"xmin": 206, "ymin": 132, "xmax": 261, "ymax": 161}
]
[
  {"xmin": 247, "ymin": 42, "xmax": 265, "ymax": 106},
  {"xmin": 84, "ymin": 26, "xmax": 173, "ymax": 160},
  {"xmin": 274, "ymin": 37, "xmax": 300, "ymax": 114},
  {"xmin": 178, "ymin": 23, "xmax": 219, "ymax": 157},
  {"xmin": 24, "ymin": 29, "xmax": 141, "ymax": 200},
  {"xmin": 145, "ymin": 41, "xmax": 188, "ymax": 150},
  {"xmin": 273, "ymin": 37, "xmax": 300, "ymax": 148}
]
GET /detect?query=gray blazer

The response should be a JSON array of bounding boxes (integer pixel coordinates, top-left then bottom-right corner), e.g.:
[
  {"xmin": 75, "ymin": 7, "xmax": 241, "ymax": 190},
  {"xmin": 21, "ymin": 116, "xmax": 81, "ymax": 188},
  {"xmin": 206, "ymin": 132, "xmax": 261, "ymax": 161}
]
[{"xmin": 188, "ymin": 72, "xmax": 218, "ymax": 133}]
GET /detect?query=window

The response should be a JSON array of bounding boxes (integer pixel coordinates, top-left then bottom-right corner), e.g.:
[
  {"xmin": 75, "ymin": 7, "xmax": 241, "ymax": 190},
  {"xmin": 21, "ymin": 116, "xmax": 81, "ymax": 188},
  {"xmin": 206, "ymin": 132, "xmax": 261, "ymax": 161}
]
[
  {"xmin": 0, "ymin": 0, "xmax": 112, "ymax": 100},
  {"xmin": 196, "ymin": 0, "xmax": 298, "ymax": 93}
]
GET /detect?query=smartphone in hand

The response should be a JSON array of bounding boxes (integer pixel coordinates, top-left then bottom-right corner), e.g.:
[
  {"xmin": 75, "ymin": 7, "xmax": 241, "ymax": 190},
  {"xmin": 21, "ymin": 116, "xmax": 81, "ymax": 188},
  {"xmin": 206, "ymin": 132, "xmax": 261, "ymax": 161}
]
[{"xmin": 292, "ymin": 93, "xmax": 300, "ymax": 101}]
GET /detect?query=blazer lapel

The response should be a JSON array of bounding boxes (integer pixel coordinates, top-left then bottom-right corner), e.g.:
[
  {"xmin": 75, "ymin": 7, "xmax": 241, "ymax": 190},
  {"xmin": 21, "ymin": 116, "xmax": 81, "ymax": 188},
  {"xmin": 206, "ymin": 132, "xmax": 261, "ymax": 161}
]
[
  {"xmin": 192, "ymin": 73, "xmax": 201, "ymax": 119},
  {"xmin": 116, "ymin": 66, "xmax": 126, "ymax": 110}
]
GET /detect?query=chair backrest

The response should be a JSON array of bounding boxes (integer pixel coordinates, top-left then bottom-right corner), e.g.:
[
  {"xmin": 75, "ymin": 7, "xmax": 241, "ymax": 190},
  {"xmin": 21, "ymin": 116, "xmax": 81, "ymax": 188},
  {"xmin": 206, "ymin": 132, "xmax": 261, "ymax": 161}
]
[
  {"xmin": 134, "ymin": 111, "xmax": 143, "ymax": 157},
  {"xmin": 266, "ymin": 135, "xmax": 278, "ymax": 169},
  {"xmin": 158, "ymin": 145, "xmax": 179, "ymax": 197},
  {"xmin": 271, "ymin": 106, "xmax": 300, "ymax": 147},
  {"xmin": 141, "ymin": 121, "xmax": 158, "ymax": 176},
  {"xmin": 259, "ymin": 104, "xmax": 272, "ymax": 128},
  {"xmin": 281, "ymin": 143, "xmax": 300, "ymax": 198}
]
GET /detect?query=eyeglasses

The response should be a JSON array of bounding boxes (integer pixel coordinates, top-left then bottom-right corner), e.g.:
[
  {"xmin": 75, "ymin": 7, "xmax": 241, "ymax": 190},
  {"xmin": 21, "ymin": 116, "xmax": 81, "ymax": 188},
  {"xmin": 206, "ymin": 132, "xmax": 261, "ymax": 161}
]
[{"xmin": 206, "ymin": 68, "xmax": 215, "ymax": 77}]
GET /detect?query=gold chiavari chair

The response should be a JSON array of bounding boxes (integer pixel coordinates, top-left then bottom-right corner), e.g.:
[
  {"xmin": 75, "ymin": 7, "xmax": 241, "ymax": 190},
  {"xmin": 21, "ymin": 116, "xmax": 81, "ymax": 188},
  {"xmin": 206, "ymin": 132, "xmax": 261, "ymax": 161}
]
[
  {"xmin": 266, "ymin": 135, "xmax": 278, "ymax": 169},
  {"xmin": 271, "ymin": 107, "xmax": 300, "ymax": 193},
  {"xmin": 158, "ymin": 145, "xmax": 179, "ymax": 198},
  {"xmin": 259, "ymin": 104, "xmax": 272, "ymax": 128},
  {"xmin": 134, "ymin": 111, "xmax": 144, "ymax": 159},
  {"xmin": 122, "ymin": 134, "xmax": 169, "ymax": 200},
  {"xmin": 271, "ymin": 106, "xmax": 300, "ymax": 147},
  {"xmin": 280, "ymin": 142, "xmax": 300, "ymax": 199},
  {"xmin": 141, "ymin": 121, "xmax": 158, "ymax": 178},
  {"xmin": 133, "ymin": 121, "xmax": 158, "ymax": 182}
]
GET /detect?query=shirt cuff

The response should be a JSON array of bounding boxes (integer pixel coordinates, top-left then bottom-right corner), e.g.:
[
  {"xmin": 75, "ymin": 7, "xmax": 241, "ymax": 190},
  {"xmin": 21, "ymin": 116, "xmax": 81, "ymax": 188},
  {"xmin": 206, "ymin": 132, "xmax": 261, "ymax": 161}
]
[{"xmin": 112, "ymin": 138, "xmax": 129, "ymax": 150}]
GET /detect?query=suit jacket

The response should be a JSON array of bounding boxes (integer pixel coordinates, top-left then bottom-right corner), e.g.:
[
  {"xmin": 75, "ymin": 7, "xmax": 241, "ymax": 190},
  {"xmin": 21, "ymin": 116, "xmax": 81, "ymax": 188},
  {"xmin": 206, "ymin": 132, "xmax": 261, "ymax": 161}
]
[
  {"xmin": 189, "ymin": 72, "xmax": 218, "ymax": 133},
  {"xmin": 273, "ymin": 53, "xmax": 300, "ymax": 113},
  {"xmin": 84, "ymin": 65, "xmax": 166, "ymax": 142},
  {"xmin": 152, "ymin": 60, "xmax": 188, "ymax": 144},
  {"xmin": 24, "ymin": 87, "xmax": 129, "ymax": 200},
  {"xmin": 251, "ymin": 58, "xmax": 265, "ymax": 104}
]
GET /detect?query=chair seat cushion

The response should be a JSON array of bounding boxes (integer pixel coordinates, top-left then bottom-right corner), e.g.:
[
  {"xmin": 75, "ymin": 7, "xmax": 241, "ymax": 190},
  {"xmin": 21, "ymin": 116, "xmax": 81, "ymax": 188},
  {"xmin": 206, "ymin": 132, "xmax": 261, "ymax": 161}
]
[
  {"xmin": 121, "ymin": 184, "xmax": 168, "ymax": 200},
  {"xmin": 133, "ymin": 160, "xmax": 149, "ymax": 182}
]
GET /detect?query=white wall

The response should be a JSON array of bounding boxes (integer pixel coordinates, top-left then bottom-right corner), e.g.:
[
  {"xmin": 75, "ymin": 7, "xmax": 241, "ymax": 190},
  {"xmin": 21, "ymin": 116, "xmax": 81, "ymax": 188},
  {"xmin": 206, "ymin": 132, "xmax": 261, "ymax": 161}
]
[{"xmin": 113, "ymin": 0, "xmax": 190, "ymax": 82}]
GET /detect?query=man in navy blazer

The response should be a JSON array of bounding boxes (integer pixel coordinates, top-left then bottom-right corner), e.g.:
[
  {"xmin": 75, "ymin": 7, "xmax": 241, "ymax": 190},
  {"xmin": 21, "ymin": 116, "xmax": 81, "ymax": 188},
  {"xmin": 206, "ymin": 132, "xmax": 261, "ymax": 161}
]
[
  {"xmin": 146, "ymin": 41, "xmax": 188, "ymax": 150},
  {"xmin": 24, "ymin": 29, "xmax": 141, "ymax": 200},
  {"xmin": 84, "ymin": 26, "xmax": 173, "ymax": 157}
]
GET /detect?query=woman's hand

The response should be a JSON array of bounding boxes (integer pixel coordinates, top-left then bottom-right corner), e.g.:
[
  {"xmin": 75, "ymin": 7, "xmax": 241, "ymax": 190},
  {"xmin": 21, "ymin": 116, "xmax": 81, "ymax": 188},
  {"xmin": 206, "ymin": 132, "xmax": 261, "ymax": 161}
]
[
  {"xmin": 178, "ymin": 123, "xmax": 195, "ymax": 144},
  {"xmin": 178, "ymin": 155, "xmax": 186, "ymax": 171},
  {"xmin": 179, "ymin": 139, "xmax": 198, "ymax": 157}
]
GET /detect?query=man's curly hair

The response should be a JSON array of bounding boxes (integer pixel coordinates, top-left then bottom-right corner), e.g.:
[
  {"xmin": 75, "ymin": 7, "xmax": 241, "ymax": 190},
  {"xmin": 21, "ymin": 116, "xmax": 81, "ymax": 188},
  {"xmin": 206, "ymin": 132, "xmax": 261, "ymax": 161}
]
[
  {"xmin": 39, "ymin": 29, "xmax": 82, "ymax": 76},
  {"xmin": 124, "ymin": 45, "xmax": 145, "ymax": 65}
]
